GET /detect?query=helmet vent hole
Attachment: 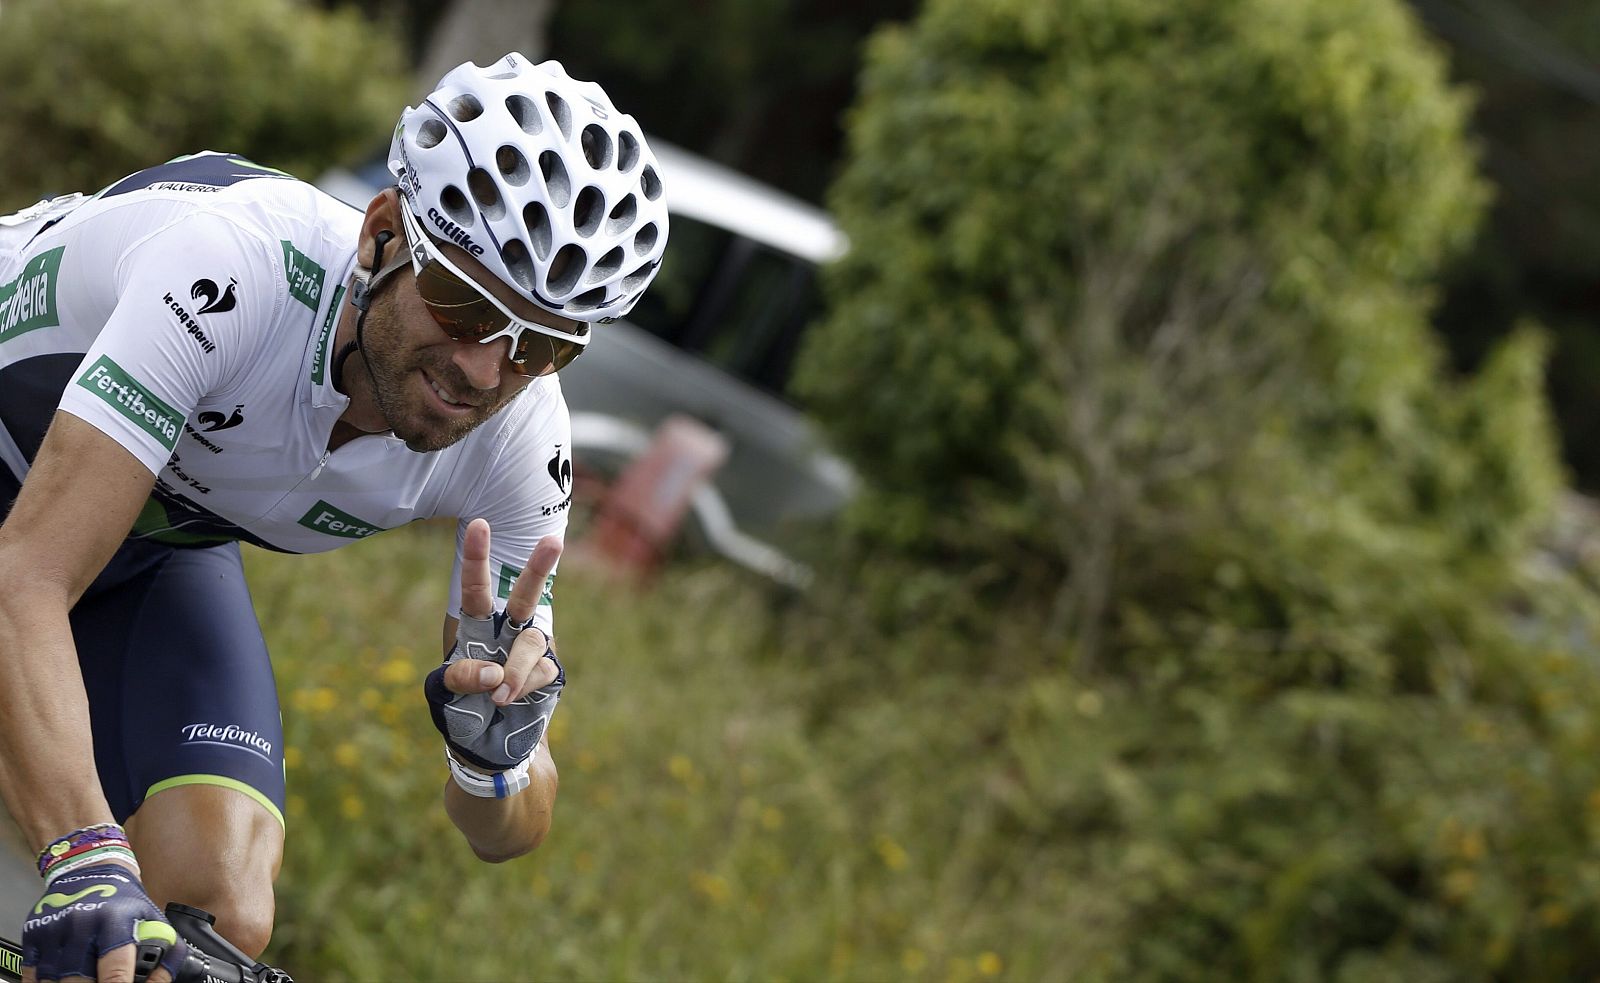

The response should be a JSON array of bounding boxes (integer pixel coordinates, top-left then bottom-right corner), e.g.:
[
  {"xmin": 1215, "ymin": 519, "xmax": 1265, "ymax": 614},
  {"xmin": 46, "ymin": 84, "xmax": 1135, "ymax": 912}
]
[
  {"xmin": 573, "ymin": 187, "xmax": 604, "ymax": 238},
  {"xmin": 571, "ymin": 287, "xmax": 607, "ymax": 312},
  {"xmin": 524, "ymin": 202, "xmax": 553, "ymax": 259},
  {"xmin": 633, "ymin": 222, "xmax": 658, "ymax": 255},
  {"xmin": 590, "ymin": 246, "xmax": 625, "ymax": 284},
  {"xmin": 505, "ymin": 95, "xmax": 542, "ymax": 135},
  {"xmin": 439, "ymin": 185, "xmax": 474, "ymax": 227},
  {"xmin": 500, "ymin": 239, "xmax": 536, "ymax": 292},
  {"xmin": 467, "ymin": 167, "xmax": 505, "ymax": 221},
  {"xmin": 607, "ymin": 195, "xmax": 637, "ymax": 237},
  {"xmin": 545, "ymin": 92, "xmax": 572, "ymax": 140},
  {"xmin": 641, "ymin": 165, "xmax": 663, "ymax": 201},
  {"xmin": 417, "ymin": 119, "xmax": 448, "ymax": 149},
  {"xmin": 623, "ymin": 261, "xmax": 658, "ymax": 293},
  {"xmin": 496, "ymin": 146, "xmax": 531, "ymax": 187},
  {"xmin": 548, "ymin": 244, "xmax": 586, "ymax": 296},
  {"xmin": 617, "ymin": 132, "xmax": 640, "ymax": 172},
  {"xmin": 447, "ymin": 94, "xmax": 484, "ymax": 123},
  {"xmin": 538, "ymin": 151, "xmax": 571, "ymax": 208},
  {"xmin": 581, "ymin": 125, "xmax": 613, "ymax": 170}
]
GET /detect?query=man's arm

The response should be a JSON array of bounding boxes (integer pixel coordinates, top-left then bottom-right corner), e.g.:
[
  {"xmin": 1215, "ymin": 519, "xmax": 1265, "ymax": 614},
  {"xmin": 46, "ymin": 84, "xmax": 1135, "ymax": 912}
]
[
  {"xmin": 0, "ymin": 412, "xmax": 156, "ymax": 850},
  {"xmin": 431, "ymin": 524, "xmax": 562, "ymax": 862},
  {"xmin": 440, "ymin": 727, "xmax": 558, "ymax": 863}
]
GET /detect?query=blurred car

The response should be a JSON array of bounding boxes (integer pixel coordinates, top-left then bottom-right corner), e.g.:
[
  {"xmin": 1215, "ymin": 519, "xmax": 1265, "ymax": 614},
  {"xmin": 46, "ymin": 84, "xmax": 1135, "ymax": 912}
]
[{"xmin": 317, "ymin": 140, "xmax": 855, "ymax": 585}]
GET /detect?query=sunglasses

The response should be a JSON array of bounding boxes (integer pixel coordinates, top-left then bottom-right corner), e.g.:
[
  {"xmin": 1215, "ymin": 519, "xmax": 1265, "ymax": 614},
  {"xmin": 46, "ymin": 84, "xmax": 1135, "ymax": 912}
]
[{"xmin": 397, "ymin": 205, "xmax": 588, "ymax": 376}]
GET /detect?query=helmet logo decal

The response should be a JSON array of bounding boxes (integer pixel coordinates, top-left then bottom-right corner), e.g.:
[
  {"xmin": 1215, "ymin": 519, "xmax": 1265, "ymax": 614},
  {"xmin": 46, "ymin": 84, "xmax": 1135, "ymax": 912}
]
[
  {"xmin": 397, "ymin": 140, "xmax": 422, "ymax": 198},
  {"xmin": 428, "ymin": 208, "xmax": 487, "ymax": 256}
]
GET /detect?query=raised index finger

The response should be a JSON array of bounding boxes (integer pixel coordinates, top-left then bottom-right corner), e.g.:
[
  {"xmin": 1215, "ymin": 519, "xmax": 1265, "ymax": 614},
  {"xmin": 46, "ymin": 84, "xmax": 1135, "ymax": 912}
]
[
  {"xmin": 458, "ymin": 517, "xmax": 494, "ymax": 620},
  {"xmin": 505, "ymin": 535, "xmax": 563, "ymax": 629}
]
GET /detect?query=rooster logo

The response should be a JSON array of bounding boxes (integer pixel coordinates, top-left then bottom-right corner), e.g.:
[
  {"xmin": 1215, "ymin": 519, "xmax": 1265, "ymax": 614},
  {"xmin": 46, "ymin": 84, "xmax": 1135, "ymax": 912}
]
[
  {"xmin": 547, "ymin": 445, "xmax": 572, "ymax": 493},
  {"xmin": 191, "ymin": 277, "xmax": 239, "ymax": 315}
]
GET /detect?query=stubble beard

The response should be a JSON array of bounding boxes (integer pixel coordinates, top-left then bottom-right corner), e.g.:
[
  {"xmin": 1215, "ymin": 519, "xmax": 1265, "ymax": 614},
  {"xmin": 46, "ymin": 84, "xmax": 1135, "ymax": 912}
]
[{"xmin": 358, "ymin": 290, "xmax": 508, "ymax": 453}]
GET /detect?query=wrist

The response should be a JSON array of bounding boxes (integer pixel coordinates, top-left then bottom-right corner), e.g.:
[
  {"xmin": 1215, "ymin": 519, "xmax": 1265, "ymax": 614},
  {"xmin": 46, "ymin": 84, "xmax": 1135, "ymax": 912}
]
[
  {"xmin": 444, "ymin": 746, "xmax": 532, "ymax": 799},
  {"xmin": 37, "ymin": 823, "xmax": 141, "ymax": 885}
]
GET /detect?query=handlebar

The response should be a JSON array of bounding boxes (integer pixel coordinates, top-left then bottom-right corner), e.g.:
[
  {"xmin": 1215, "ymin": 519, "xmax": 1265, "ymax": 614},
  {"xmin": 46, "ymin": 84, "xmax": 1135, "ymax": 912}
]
[
  {"xmin": 139, "ymin": 903, "xmax": 293, "ymax": 983},
  {"xmin": 1, "ymin": 903, "xmax": 292, "ymax": 983}
]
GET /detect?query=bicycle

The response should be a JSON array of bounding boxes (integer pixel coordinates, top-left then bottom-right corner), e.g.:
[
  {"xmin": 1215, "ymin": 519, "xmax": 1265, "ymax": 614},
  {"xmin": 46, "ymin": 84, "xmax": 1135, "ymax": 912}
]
[{"xmin": 1, "ymin": 902, "xmax": 292, "ymax": 982}]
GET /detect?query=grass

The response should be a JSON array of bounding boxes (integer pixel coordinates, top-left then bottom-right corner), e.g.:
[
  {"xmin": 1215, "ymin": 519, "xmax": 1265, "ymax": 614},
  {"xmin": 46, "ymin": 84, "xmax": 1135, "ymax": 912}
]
[{"xmin": 243, "ymin": 522, "xmax": 1037, "ymax": 981}]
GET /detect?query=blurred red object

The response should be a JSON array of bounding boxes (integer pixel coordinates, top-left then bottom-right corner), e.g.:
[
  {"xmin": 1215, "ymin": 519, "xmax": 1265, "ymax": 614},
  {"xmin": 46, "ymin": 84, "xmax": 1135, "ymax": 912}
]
[{"xmin": 587, "ymin": 415, "xmax": 729, "ymax": 578}]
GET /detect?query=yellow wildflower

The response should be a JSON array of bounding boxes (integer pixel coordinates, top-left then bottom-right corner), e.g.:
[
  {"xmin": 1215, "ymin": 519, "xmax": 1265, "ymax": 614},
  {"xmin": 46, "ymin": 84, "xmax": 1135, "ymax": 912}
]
[
  {"xmin": 379, "ymin": 658, "xmax": 415, "ymax": 686},
  {"xmin": 977, "ymin": 952, "xmax": 1003, "ymax": 976},
  {"xmin": 876, "ymin": 834, "xmax": 909, "ymax": 871},
  {"xmin": 690, "ymin": 870, "xmax": 730, "ymax": 905},
  {"xmin": 340, "ymin": 794, "xmax": 364, "ymax": 820},
  {"xmin": 1539, "ymin": 902, "xmax": 1571, "ymax": 927}
]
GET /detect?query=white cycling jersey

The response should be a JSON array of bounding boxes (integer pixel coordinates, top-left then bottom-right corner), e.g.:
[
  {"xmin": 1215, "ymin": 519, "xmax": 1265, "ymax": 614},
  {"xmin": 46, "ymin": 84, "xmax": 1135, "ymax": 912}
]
[{"xmin": 0, "ymin": 152, "xmax": 571, "ymax": 631}]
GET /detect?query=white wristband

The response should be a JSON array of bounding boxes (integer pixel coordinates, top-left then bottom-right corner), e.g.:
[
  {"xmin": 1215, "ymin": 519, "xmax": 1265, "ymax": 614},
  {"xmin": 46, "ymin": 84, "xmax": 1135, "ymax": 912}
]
[{"xmin": 444, "ymin": 746, "xmax": 532, "ymax": 798}]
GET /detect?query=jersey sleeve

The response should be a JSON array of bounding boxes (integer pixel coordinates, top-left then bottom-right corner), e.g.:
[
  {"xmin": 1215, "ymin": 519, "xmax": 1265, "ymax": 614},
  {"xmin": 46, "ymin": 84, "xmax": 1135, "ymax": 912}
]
[
  {"xmin": 56, "ymin": 212, "xmax": 279, "ymax": 474},
  {"xmin": 448, "ymin": 379, "xmax": 573, "ymax": 636}
]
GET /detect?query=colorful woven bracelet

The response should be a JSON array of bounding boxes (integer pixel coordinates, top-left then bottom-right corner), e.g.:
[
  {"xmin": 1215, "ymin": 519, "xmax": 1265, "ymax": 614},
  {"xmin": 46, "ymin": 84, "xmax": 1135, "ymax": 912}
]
[{"xmin": 37, "ymin": 823, "xmax": 138, "ymax": 881}]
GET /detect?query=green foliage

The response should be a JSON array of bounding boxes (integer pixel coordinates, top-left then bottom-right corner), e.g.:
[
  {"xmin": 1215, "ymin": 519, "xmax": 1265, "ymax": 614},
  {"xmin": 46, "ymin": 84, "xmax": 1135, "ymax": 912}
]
[
  {"xmin": 0, "ymin": 0, "xmax": 405, "ymax": 209},
  {"xmin": 245, "ymin": 526, "xmax": 1026, "ymax": 981},
  {"xmin": 780, "ymin": 0, "xmax": 1600, "ymax": 976},
  {"xmin": 793, "ymin": 0, "xmax": 1554, "ymax": 656},
  {"xmin": 245, "ymin": 524, "xmax": 1600, "ymax": 980}
]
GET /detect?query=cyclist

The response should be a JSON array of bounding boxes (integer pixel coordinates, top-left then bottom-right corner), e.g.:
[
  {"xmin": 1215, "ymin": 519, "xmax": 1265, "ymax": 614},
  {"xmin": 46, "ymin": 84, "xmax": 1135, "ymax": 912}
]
[{"xmin": 0, "ymin": 52, "xmax": 667, "ymax": 982}]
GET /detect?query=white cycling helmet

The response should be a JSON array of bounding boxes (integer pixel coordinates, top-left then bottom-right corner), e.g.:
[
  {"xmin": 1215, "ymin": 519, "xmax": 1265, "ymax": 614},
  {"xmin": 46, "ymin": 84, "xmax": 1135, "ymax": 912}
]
[{"xmin": 389, "ymin": 53, "xmax": 668, "ymax": 325}]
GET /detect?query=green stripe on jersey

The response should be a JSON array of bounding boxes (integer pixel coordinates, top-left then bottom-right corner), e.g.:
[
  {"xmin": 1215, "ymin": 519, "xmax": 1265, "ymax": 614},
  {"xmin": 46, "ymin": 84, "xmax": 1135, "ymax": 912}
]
[
  {"xmin": 281, "ymin": 240, "xmax": 325, "ymax": 311},
  {"xmin": 0, "ymin": 246, "xmax": 64, "ymax": 343},
  {"xmin": 75, "ymin": 355, "xmax": 182, "ymax": 450}
]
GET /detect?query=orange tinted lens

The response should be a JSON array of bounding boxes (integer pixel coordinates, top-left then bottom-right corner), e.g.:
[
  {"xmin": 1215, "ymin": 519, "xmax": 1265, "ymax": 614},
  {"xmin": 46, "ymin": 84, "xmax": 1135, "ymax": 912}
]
[
  {"xmin": 507, "ymin": 331, "xmax": 584, "ymax": 377},
  {"xmin": 415, "ymin": 258, "xmax": 585, "ymax": 375},
  {"xmin": 415, "ymin": 261, "xmax": 511, "ymax": 340}
]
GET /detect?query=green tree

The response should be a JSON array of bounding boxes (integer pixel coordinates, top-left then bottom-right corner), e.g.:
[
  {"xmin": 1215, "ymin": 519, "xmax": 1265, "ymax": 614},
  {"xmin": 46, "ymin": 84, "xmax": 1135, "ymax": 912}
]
[
  {"xmin": 795, "ymin": 0, "xmax": 1552, "ymax": 663},
  {"xmin": 786, "ymin": 0, "xmax": 1600, "ymax": 975},
  {"xmin": 0, "ymin": 0, "xmax": 406, "ymax": 210}
]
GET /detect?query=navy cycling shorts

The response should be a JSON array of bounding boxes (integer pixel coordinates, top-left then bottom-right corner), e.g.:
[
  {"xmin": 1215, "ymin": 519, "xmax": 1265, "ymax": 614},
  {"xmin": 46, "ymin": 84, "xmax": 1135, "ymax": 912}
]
[
  {"xmin": 2, "ymin": 423, "xmax": 285, "ymax": 830},
  {"xmin": 69, "ymin": 535, "xmax": 286, "ymax": 828}
]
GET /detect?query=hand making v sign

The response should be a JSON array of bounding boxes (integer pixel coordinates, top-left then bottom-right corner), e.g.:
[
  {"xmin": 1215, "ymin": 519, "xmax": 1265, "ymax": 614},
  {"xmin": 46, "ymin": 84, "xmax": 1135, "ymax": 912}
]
[
  {"xmin": 426, "ymin": 519, "xmax": 566, "ymax": 799},
  {"xmin": 447, "ymin": 518, "xmax": 563, "ymax": 703}
]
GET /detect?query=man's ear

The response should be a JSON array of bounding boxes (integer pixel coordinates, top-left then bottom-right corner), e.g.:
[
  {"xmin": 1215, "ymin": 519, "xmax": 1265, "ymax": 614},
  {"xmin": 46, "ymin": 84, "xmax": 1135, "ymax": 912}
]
[{"xmin": 358, "ymin": 188, "xmax": 403, "ymax": 268}]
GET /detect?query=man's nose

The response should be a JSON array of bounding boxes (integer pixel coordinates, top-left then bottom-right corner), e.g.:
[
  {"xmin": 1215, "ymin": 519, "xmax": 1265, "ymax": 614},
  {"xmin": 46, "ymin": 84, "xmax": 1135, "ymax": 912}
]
[{"xmin": 452, "ymin": 336, "xmax": 511, "ymax": 392}]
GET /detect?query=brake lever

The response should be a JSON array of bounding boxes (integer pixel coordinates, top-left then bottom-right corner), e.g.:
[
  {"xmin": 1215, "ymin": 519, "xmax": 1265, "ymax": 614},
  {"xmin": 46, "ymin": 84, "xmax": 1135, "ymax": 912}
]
[{"xmin": 132, "ymin": 903, "xmax": 294, "ymax": 983}]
